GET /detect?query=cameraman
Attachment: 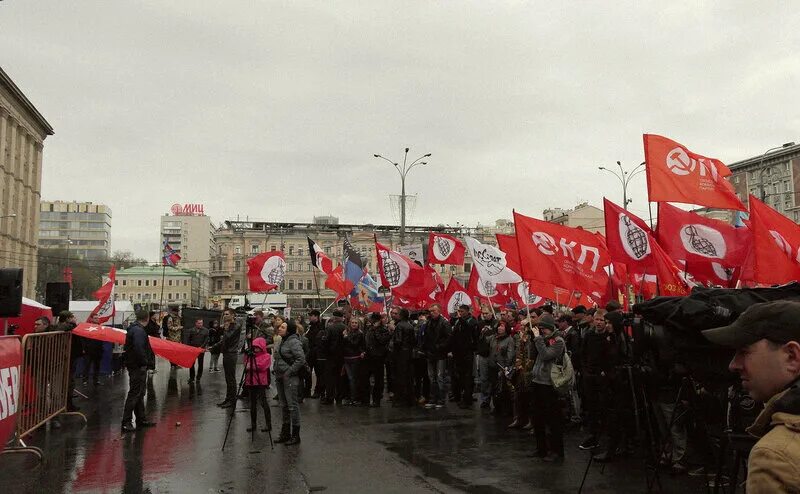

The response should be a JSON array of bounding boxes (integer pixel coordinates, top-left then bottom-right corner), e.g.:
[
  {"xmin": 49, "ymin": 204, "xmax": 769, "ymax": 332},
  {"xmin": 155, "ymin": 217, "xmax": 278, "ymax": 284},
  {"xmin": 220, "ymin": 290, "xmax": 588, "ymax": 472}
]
[
  {"xmin": 210, "ymin": 309, "xmax": 242, "ymax": 408},
  {"xmin": 703, "ymin": 301, "xmax": 800, "ymax": 493}
]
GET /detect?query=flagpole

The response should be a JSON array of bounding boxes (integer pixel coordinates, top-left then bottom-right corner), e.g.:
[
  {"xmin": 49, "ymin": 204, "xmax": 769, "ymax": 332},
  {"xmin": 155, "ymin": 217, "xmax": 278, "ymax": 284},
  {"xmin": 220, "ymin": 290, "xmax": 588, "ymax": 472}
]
[
  {"xmin": 321, "ymin": 299, "xmax": 337, "ymax": 316},
  {"xmin": 158, "ymin": 263, "xmax": 166, "ymax": 317},
  {"xmin": 565, "ymin": 291, "xmax": 575, "ymax": 310},
  {"xmin": 311, "ymin": 264, "xmax": 324, "ymax": 309},
  {"xmin": 648, "ymin": 201, "xmax": 654, "ymax": 230}
]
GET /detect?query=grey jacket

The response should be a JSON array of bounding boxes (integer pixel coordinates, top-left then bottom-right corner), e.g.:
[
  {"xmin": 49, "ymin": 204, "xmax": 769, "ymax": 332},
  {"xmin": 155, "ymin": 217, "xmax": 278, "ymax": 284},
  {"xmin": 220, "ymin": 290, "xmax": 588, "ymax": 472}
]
[
  {"xmin": 531, "ymin": 332, "xmax": 565, "ymax": 386},
  {"xmin": 185, "ymin": 326, "xmax": 209, "ymax": 348},
  {"xmin": 273, "ymin": 333, "xmax": 306, "ymax": 378},
  {"xmin": 487, "ymin": 334, "xmax": 516, "ymax": 368}
]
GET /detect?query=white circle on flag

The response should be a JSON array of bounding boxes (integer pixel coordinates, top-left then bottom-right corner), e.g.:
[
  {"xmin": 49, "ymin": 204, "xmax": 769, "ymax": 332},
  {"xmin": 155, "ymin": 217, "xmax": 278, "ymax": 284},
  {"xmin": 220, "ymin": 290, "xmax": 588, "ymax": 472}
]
[
  {"xmin": 666, "ymin": 148, "xmax": 694, "ymax": 176},
  {"xmin": 477, "ymin": 278, "xmax": 497, "ymax": 297},
  {"xmin": 711, "ymin": 262, "xmax": 734, "ymax": 281},
  {"xmin": 517, "ymin": 282, "xmax": 542, "ymax": 305},
  {"xmin": 618, "ymin": 214, "xmax": 651, "ymax": 260},
  {"xmin": 261, "ymin": 256, "xmax": 286, "ymax": 286},
  {"xmin": 532, "ymin": 231, "xmax": 557, "ymax": 256},
  {"xmin": 447, "ymin": 290, "xmax": 471, "ymax": 315},
  {"xmin": 679, "ymin": 224, "xmax": 726, "ymax": 259},
  {"xmin": 769, "ymin": 230, "xmax": 792, "ymax": 257},
  {"xmin": 432, "ymin": 236, "xmax": 456, "ymax": 261},
  {"xmin": 380, "ymin": 251, "xmax": 411, "ymax": 288}
]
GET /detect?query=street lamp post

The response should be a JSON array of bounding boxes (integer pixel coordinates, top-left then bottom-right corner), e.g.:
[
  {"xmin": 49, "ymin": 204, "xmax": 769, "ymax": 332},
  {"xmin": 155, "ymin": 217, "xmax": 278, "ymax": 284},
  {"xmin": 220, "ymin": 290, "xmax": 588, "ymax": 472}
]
[
  {"xmin": 598, "ymin": 161, "xmax": 646, "ymax": 210},
  {"xmin": 374, "ymin": 148, "xmax": 431, "ymax": 246},
  {"xmin": 758, "ymin": 142, "xmax": 795, "ymax": 201}
]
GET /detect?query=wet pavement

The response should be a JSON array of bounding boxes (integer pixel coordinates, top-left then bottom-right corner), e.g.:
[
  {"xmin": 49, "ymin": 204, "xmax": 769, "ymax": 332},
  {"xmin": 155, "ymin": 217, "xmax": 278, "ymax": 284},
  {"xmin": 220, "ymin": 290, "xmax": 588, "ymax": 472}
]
[{"xmin": 1, "ymin": 360, "xmax": 710, "ymax": 493}]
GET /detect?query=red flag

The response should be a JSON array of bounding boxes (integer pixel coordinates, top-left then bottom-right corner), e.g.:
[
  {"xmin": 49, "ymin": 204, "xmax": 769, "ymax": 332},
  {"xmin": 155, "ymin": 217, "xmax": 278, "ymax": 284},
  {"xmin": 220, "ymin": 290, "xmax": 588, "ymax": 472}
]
[
  {"xmin": 603, "ymin": 198, "xmax": 655, "ymax": 272},
  {"xmin": 656, "ymin": 202, "xmax": 751, "ymax": 286},
  {"xmin": 246, "ymin": 251, "xmax": 286, "ymax": 292},
  {"xmin": 427, "ymin": 232, "xmax": 466, "ymax": 265},
  {"xmin": 89, "ymin": 266, "xmax": 116, "ymax": 324},
  {"xmin": 439, "ymin": 277, "xmax": 477, "ymax": 315},
  {"xmin": 323, "ymin": 265, "xmax": 354, "ymax": 300},
  {"xmin": 746, "ymin": 195, "xmax": 800, "ymax": 285},
  {"xmin": 162, "ymin": 240, "xmax": 181, "ymax": 266},
  {"xmin": 631, "ymin": 272, "xmax": 658, "ymax": 299},
  {"xmin": 643, "ymin": 134, "xmax": 745, "ymax": 210},
  {"xmin": 513, "ymin": 211, "xmax": 610, "ymax": 297},
  {"xmin": 651, "ymin": 239, "xmax": 690, "ymax": 296},
  {"xmin": 467, "ymin": 266, "xmax": 511, "ymax": 306},
  {"xmin": 308, "ymin": 237, "xmax": 335, "ymax": 274},
  {"xmin": 73, "ymin": 323, "xmax": 203, "ymax": 368},
  {"xmin": 375, "ymin": 242, "xmax": 427, "ymax": 299}
]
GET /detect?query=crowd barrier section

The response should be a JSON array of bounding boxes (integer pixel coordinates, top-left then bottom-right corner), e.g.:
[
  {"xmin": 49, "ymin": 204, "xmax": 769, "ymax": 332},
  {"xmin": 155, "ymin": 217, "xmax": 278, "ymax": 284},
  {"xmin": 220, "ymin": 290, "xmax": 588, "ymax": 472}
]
[{"xmin": 1, "ymin": 331, "xmax": 86, "ymax": 462}]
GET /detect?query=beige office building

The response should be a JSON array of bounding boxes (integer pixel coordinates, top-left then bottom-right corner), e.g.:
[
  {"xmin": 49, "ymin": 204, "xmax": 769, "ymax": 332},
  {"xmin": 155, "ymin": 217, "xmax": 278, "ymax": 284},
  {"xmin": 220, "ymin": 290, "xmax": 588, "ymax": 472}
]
[
  {"xmin": 0, "ymin": 67, "xmax": 54, "ymax": 297},
  {"xmin": 210, "ymin": 217, "xmax": 511, "ymax": 310},
  {"xmin": 39, "ymin": 201, "xmax": 112, "ymax": 259},
  {"xmin": 543, "ymin": 202, "xmax": 605, "ymax": 234}
]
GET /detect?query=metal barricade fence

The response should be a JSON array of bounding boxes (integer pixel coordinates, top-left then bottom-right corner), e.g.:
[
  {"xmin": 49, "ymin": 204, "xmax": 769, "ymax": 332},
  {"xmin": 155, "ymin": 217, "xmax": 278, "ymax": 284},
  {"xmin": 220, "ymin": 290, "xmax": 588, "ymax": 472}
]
[{"xmin": 2, "ymin": 331, "xmax": 85, "ymax": 461}]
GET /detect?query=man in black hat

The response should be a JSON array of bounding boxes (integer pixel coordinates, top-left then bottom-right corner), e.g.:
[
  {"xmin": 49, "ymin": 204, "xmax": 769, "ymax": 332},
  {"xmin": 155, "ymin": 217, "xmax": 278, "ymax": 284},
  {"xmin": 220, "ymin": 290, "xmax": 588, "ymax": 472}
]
[{"xmin": 703, "ymin": 300, "xmax": 800, "ymax": 493}]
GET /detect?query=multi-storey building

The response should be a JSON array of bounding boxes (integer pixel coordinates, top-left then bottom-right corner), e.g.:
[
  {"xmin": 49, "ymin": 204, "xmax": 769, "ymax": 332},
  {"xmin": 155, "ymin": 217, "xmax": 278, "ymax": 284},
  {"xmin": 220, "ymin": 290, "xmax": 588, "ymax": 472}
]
[
  {"xmin": 38, "ymin": 201, "xmax": 112, "ymax": 259},
  {"xmin": 543, "ymin": 202, "xmax": 605, "ymax": 234},
  {"xmin": 114, "ymin": 265, "xmax": 210, "ymax": 309},
  {"xmin": 0, "ymin": 66, "xmax": 54, "ymax": 297},
  {"xmin": 728, "ymin": 142, "xmax": 800, "ymax": 222},
  {"xmin": 159, "ymin": 204, "xmax": 215, "ymax": 274},
  {"xmin": 210, "ymin": 218, "xmax": 512, "ymax": 310}
]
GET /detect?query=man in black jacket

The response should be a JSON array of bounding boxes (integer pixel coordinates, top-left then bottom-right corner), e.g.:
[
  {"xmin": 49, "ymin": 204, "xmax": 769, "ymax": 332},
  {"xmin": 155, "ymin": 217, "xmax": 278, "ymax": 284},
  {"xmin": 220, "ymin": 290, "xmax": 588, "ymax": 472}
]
[
  {"xmin": 185, "ymin": 318, "xmax": 209, "ymax": 383},
  {"xmin": 55, "ymin": 311, "xmax": 82, "ymax": 411},
  {"xmin": 122, "ymin": 310, "xmax": 156, "ymax": 433},
  {"xmin": 391, "ymin": 307, "xmax": 416, "ymax": 407},
  {"xmin": 306, "ymin": 310, "xmax": 325, "ymax": 398},
  {"xmin": 362, "ymin": 312, "xmax": 391, "ymax": 407},
  {"xmin": 210, "ymin": 309, "xmax": 242, "ymax": 408},
  {"xmin": 423, "ymin": 304, "xmax": 451, "ymax": 409},
  {"xmin": 450, "ymin": 305, "xmax": 478, "ymax": 408},
  {"xmin": 476, "ymin": 306, "xmax": 497, "ymax": 408},
  {"xmin": 320, "ymin": 310, "xmax": 345, "ymax": 405}
]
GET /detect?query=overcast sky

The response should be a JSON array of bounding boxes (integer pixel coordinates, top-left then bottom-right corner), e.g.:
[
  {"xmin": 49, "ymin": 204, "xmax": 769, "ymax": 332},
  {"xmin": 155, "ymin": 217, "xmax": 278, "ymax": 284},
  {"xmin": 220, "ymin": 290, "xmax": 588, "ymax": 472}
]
[{"xmin": 2, "ymin": 1, "xmax": 798, "ymax": 260}]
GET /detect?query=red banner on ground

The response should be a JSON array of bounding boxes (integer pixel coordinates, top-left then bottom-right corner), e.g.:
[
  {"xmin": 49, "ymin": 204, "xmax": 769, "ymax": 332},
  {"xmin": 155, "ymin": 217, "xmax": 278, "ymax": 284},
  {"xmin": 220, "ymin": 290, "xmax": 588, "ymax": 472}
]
[{"xmin": 73, "ymin": 324, "xmax": 204, "ymax": 368}]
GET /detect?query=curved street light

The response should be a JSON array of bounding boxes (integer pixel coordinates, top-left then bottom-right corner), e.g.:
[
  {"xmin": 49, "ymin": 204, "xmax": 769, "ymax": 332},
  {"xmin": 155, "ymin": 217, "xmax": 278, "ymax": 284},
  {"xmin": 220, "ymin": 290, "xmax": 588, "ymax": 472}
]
[
  {"xmin": 374, "ymin": 148, "xmax": 432, "ymax": 245},
  {"xmin": 598, "ymin": 161, "xmax": 645, "ymax": 210}
]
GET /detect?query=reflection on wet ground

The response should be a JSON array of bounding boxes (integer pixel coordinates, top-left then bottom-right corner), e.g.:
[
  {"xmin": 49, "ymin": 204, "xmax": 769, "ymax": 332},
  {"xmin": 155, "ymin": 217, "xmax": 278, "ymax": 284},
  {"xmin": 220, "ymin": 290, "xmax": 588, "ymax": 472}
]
[{"xmin": 1, "ymin": 360, "xmax": 708, "ymax": 493}]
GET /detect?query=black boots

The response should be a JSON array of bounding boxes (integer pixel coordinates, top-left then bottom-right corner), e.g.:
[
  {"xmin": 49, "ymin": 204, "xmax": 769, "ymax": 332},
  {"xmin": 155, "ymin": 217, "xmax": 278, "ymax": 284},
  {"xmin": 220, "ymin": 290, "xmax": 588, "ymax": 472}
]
[
  {"xmin": 285, "ymin": 426, "xmax": 300, "ymax": 445},
  {"xmin": 274, "ymin": 424, "xmax": 291, "ymax": 444}
]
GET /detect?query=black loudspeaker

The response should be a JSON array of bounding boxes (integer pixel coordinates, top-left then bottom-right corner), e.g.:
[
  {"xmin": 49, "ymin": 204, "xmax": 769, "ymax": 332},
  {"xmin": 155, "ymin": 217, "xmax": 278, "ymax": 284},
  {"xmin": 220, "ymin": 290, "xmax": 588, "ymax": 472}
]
[
  {"xmin": 45, "ymin": 282, "xmax": 71, "ymax": 319},
  {"xmin": 0, "ymin": 268, "xmax": 23, "ymax": 318}
]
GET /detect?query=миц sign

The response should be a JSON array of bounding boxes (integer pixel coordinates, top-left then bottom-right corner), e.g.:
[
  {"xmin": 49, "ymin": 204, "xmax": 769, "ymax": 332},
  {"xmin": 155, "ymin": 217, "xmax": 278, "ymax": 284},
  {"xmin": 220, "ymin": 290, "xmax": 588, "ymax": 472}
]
[{"xmin": 171, "ymin": 203, "xmax": 205, "ymax": 216}]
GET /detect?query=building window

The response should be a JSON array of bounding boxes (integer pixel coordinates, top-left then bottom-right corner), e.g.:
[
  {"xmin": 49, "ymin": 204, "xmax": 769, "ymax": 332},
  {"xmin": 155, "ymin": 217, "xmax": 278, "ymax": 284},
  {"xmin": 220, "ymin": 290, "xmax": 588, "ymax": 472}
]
[
  {"xmin": 234, "ymin": 260, "xmax": 241, "ymax": 271},
  {"xmin": 234, "ymin": 280, "xmax": 241, "ymax": 290},
  {"xmin": 306, "ymin": 280, "xmax": 313, "ymax": 290},
  {"xmin": 136, "ymin": 293, "xmax": 141, "ymax": 300},
  {"xmin": 288, "ymin": 280, "xmax": 295, "ymax": 290},
  {"xmin": 168, "ymin": 279, "xmax": 173, "ymax": 286},
  {"xmin": 464, "ymin": 262, "xmax": 472, "ymax": 272},
  {"xmin": 271, "ymin": 245, "xmax": 277, "ymax": 251},
  {"xmin": 288, "ymin": 246, "xmax": 294, "ymax": 255},
  {"xmin": 145, "ymin": 280, "xmax": 150, "ymax": 287},
  {"xmin": 122, "ymin": 280, "xmax": 127, "ymax": 286},
  {"xmin": 183, "ymin": 293, "xmax": 187, "ymax": 300},
  {"xmin": 734, "ymin": 176, "xmax": 740, "ymax": 184},
  {"xmin": 251, "ymin": 244, "xmax": 260, "ymax": 254},
  {"xmin": 114, "ymin": 280, "xmax": 118, "ymax": 286},
  {"xmin": 137, "ymin": 280, "xmax": 142, "ymax": 287},
  {"xmin": 153, "ymin": 280, "xmax": 157, "ymax": 287},
  {"xmin": 297, "ymin": 248, "xmax": 303, "ymax": 257},
  {"xmin": 167, "ymin": 293, "xmax": 172, "ymax": 300},
  {"xmin": 306, "ymin": 262, "xmax": 311, "ymax": 272},
  {"xmin": 234, "ymin": 245, "xmax": 241, "ymax": 254},
  {"xmin": 182, "ymin": 280, "xmax": 187, "ymax": 286}
]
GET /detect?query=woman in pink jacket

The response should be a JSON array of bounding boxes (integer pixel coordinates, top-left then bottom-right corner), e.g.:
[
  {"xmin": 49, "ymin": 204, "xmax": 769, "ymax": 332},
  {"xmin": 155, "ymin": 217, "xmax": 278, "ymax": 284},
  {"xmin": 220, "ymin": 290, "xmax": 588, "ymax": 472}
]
[{"xmin": 243, "ymin": 337, "xmax": 272, "ymax": 433}]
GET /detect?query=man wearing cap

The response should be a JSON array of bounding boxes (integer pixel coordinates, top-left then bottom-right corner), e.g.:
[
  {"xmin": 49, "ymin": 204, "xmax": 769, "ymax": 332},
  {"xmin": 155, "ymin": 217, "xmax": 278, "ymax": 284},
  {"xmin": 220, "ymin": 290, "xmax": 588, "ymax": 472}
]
[{"xmin": 703, "ymin": 300, "xmax": 800, "ymax": 493}]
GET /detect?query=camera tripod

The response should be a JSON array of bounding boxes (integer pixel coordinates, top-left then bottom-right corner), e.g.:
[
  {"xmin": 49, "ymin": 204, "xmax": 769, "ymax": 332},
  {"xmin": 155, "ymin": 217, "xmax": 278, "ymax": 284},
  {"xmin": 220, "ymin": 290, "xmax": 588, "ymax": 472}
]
[
  {"xmin": 579, "ymin": 364, "xmax": 663, "ymax": 494},
  {"xmin": 221, "ymin": 336, "xmax": 274, "ymax": 451}
]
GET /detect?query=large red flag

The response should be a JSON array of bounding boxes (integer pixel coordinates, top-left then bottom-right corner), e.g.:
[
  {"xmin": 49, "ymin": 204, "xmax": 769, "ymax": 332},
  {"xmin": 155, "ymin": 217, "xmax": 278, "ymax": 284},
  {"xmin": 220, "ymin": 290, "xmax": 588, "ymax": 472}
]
[
  {"xmin": 427, "ymin": 232, "xmax": 466, "ymax": 265},
  {"xmin": 603, "ymin": 198, "xmax": 655, "ymax": 272},
  {"xmin": 467, "ymin": 266, "xmax": 511, "ymax": 306},
  {"xmin": 651, "ymin": 239, "xmax": 690, "ymax": 296},
  {"xmin": 73, "ymin": 323, "xmax": 203, "ymax": 368},
  {"xmin": 323, "ymin": 265, "xmax": 354, "ymax": 300},
  {"xmin": 247, "ymin": 251, "xmax": 286, "ymax": 292},
  {"xmin": 746, "ymin": 195, "xmax": 800, "ymax": 285},
  {"xmin": 90, "ymin": 266, "xmax": 116, "ymax": 324},
  {"xmin": 656, "ymin": 202, "xmax": 751, "ymax": 286},
  {"xmin": 439, "ymin": 277, "xmax": 478, "ymax": 315},
  {"xmin": 513, "ymin": 211, "xmax": 610, "ymax": 297},
  {"xmin": 375, "ymin": 242, "xmax": 427, "ymax": 300},
  {"xmin": 643, "ymin": 134, "xmax": 746, "ymax": 211}
]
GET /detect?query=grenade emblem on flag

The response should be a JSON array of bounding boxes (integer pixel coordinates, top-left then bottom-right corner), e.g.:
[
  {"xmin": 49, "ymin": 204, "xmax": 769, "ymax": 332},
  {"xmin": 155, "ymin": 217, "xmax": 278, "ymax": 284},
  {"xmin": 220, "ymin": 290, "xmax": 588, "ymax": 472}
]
[
  {"xmin": 453, "ymin": 291, "xmax": 465, "ymax": 307},
  {"xmin": 483, "ymin": 280, "xmax": 497, "ymax": 297},
  {"xmin": 683, "ymin": 226, "xmax": 717, "ymax": 257},
  {"xmin": 267, "ymin": 259, "xmax": 286, "ymax": 285},
  {"xmin": 380, "ymin": 251, "xmax": 401, "ymax": 286},
  {"xmin": 621, "ymin": 216, "xmax": 649, "ymax": 259},
  {"xmin": 436, "ymin": 236, "xmax": 452, "ymax": 258}
]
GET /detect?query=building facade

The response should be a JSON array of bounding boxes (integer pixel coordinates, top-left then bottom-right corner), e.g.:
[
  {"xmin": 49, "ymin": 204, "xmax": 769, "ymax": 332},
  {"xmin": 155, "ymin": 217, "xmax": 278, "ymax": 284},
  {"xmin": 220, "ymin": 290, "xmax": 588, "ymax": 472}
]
[
  {"xmin": 159, "ymin": 205, "xmax": 215, "ymax": 274},
  {"xmin": 38, "ymin": 201, "xmax": 112, "ymax": 259},
  {"xmin": 0, "ymin": 67, "xmax": 54, "ymax": 297},
  {"xmin": 543, "ymin": 202, "xmax": 605, "ymax": 234},
  {"xmin": 114, "ymin": 265, "xmax": 210, "ymax": 309},
  {"xmin": 210, "ymin": 218, "xmax": 512, "ymax": 310},
  {"xmin": 728, "ymin": 142, "xmax": 800, "ymax": 223}
]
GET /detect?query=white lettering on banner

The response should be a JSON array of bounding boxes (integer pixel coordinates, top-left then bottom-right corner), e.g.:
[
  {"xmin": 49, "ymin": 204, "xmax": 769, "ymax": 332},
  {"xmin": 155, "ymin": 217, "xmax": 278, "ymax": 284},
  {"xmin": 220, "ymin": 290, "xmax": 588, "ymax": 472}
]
[
  {"xmin": 471, "ymin": 247, "xmax": 504, "ymax": 276},
  {"xmin": 533, "ymin": 232, "xmax": 601, "ymax": 272},
  {"xmin": 0, "ymin": 366, "xmax": 20, "ymax": 419}
]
